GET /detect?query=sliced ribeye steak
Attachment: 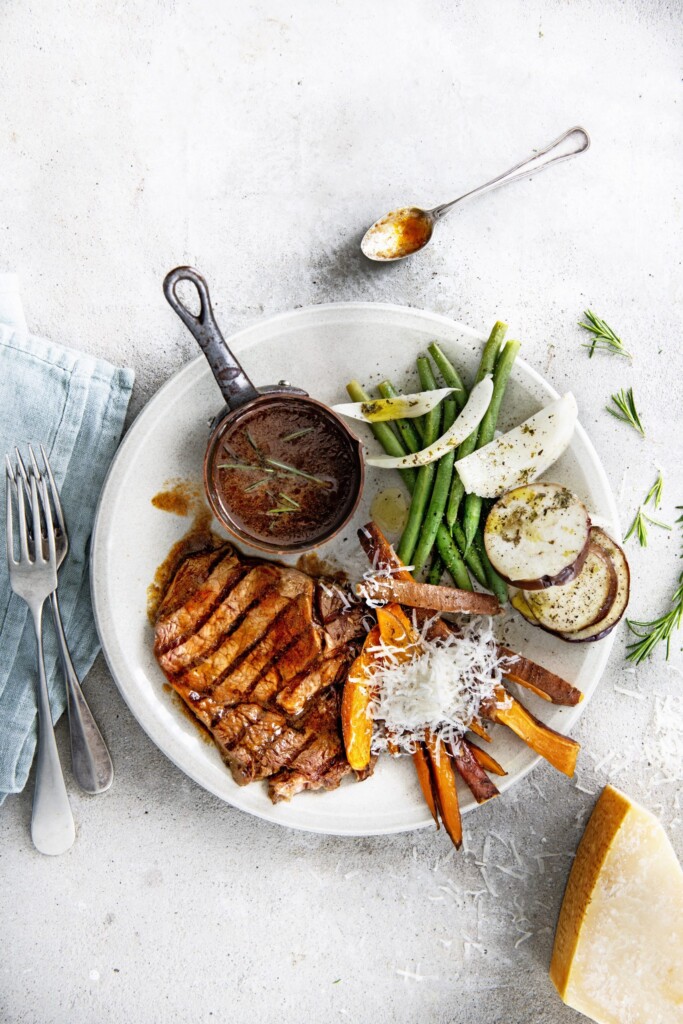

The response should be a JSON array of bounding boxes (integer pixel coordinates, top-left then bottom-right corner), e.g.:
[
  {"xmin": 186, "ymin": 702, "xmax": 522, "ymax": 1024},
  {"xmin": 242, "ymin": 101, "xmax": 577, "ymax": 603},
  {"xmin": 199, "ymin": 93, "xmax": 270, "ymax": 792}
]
[{"xmin": 153, "ymin": 542, "xmax": 369, "ymax": 802}]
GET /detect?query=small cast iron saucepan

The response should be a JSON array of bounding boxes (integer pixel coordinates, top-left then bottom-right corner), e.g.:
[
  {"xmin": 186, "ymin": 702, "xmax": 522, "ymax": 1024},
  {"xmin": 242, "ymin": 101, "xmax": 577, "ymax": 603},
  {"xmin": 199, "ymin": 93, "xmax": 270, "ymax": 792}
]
[{"xmin": 163, "ymin": 267, "xmax": 364, "ymax": 555}]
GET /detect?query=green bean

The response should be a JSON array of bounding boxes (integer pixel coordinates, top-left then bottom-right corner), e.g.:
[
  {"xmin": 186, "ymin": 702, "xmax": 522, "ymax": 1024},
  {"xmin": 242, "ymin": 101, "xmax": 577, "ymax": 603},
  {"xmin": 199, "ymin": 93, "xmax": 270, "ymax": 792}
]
[
  {"xmin": 377, "ymin": 380, "xmax": 422, "ymax": 454},
  {"xmin": 417, "ymin": 355, "xmax": 442, "ymax": 440},
  {"xmin": 462, "ymin": 338, "xmax": 521, "ymax": 550},
  {"xmin": 445, "ymin": 320, "xmax": 508, "ymax": 529},
  {"xmin": 427, "ymin": 341, "xmax": 468, "ymax": 412},
  {"xmin": 436, "ymin": 525, "xmax": 472, "ymax": 591},
  {"xmin": 412, "ymin": 382, "xmax": 457, "ymax": 571},
  {"xmin": 396, "ymin": 357, "xmax": 442, "ymax": 564},
  {"xmin": 427, "ymin": 552, "xmax": 445, "ymax": 585},
  {"xmin": 474, "ymin": 522, "xmax": 509, "ymax": 605},
  {"xmin": 451, "ymin": 521, "xmax": 488, "ymax": 589},
  {"xmin": 346, "ymin": 380, "xmax": 416, "ymax": 492}
]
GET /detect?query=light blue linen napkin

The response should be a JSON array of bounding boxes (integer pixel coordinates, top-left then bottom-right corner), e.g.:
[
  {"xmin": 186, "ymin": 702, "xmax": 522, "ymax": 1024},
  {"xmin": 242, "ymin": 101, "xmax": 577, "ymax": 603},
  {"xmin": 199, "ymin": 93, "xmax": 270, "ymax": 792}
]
[{"xmin": 0, "ymin": 275, "xmax": 134, "ymax": 803}]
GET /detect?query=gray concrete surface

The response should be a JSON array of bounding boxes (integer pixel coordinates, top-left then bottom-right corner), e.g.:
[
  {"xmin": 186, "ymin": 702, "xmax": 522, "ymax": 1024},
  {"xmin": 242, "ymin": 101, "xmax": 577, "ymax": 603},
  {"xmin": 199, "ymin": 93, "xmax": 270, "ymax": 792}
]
[{"xmin": 1, "ymin": 1, "xmax": 682, "ymax": 1022}]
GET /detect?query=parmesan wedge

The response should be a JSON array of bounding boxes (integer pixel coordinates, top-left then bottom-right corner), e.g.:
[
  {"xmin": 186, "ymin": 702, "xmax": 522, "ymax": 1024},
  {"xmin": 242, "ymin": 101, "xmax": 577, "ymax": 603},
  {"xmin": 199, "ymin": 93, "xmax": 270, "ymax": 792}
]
[{"xmin": 550, "ymin": 785, "xmax": 683, "ymax": 1024}]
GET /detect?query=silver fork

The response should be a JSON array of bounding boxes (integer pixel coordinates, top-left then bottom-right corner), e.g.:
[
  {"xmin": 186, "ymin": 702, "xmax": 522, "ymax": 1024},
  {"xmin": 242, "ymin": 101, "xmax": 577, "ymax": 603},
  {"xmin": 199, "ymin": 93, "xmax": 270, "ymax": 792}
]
[
  {"xmin": 6, "ymin": 458, "xmax": 75, "ymax": 855},
  {"xmin": 16, "ymin": 447, "xmax": 114, "ymax": 794}
]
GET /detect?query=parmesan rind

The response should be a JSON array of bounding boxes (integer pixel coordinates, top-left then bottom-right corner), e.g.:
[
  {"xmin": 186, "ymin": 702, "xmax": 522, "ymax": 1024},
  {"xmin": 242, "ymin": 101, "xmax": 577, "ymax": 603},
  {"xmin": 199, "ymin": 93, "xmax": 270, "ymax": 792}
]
[{"xmin": 550, "ymin": 785, "xmax": 683, "ymax": 1024}]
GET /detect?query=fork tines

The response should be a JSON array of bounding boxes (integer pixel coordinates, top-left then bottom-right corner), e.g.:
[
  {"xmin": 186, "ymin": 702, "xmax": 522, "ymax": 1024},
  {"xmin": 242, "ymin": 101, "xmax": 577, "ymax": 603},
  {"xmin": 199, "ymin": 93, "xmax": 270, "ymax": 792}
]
[{"xmin": 5, "ymin": 449, "xmax": 57, "ymax": 566}]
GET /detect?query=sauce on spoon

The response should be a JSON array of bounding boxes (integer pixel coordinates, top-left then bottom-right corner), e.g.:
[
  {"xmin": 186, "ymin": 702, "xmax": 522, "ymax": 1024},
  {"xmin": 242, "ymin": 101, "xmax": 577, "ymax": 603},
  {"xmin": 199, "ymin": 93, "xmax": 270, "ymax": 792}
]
[{"xmin": 361, "ymin": 207, "xmax": 434, "ymax": 261}]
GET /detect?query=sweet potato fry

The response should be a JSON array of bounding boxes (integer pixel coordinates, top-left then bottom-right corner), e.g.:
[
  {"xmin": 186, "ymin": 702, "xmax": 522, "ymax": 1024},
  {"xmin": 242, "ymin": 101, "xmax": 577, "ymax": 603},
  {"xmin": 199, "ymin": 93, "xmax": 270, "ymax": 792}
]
[
  {"xmin": 466, "ymin": 740, "xmax": 506, "ymax": 776},
  {"xmin": 413, "ymin": 744, "xmax": 439, "ymax": 826},
  {"xmin": 424, "ymin": 732, "xmax": 462, "ymax": 848},
  {"xmin": 376, "ymin": 602, "xmax": 421, "ymax": 649},
  {"xmin": 453, "ymin": 742, "xmax": 500, "ymax": 803},
  {"xmin": 341, "ymin": 625, "xmax": 380, "ymax": 771},
  {"xmin": 485, "ymin": 687, "xmax": 580, "ymax": 777},
  {"xmin": 359, "ymin": 525, "xmax": 450, "ymax": 637},
  {"xmin": 359, "ymin": 577, "xmax": 502, "ymax": 616},
  {"xmin": 498, "ymin": 645, "xmax": 583, "ymax": 706},
  {"xmin": 467, "ymin": 718, "xmax": 492, "ymax": 743},
  {"xmin": 386, "ymin": 733, "xmax": 401, "ymax": 757},
  {"xmin": 358, "ymin": 523, "xmax": 413, "ymax": 583}
]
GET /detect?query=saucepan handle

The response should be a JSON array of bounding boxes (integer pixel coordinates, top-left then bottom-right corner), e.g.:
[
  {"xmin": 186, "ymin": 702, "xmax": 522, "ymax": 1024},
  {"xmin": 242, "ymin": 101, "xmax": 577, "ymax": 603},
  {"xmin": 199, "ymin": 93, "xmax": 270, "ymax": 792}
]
[{"xmin": 163, "ymin": 266, "xmax": 260, "ymax": 409}]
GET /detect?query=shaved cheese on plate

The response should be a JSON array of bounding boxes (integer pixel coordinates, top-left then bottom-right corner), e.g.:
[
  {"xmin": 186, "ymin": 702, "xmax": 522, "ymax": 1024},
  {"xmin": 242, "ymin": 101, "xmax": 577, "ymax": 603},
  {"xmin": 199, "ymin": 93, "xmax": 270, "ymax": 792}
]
[
  {"xmin": 366, "ymin": 613, "xmax": 511, "ymax": 755},
  {"xmin": 550, "ymin": 785, "xmax": 683, "ymax": 1024}
]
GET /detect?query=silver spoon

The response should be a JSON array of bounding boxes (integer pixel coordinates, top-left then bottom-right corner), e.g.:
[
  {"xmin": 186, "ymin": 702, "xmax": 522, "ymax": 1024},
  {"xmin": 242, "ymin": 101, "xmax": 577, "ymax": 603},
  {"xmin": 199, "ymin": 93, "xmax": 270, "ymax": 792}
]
[{"xmin": 361, "ymin": 126, "xmax": 590, "ymax": 262}]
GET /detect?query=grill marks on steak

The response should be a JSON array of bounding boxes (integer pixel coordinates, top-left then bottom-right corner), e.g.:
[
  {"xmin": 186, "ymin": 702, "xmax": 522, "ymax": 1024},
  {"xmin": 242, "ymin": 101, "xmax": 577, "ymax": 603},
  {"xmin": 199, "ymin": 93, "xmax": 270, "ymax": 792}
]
[{"xmin": 153, "ymin": 543, "xmax": 367, "ymax": 801}]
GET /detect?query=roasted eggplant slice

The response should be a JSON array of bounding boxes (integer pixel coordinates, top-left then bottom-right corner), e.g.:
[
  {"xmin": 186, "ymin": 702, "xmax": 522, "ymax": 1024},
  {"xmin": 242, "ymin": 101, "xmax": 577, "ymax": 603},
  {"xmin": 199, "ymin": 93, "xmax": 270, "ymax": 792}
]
[
  {"xmin": 524, "ymin": 544, "xmax": 617, "ymax": 633},
  {"xmin": 558, "ymin": 529, "xmax": 630, "ymax": 643},
  {"xmin": 484, "ymin": 483, "xmax": 591, "ymax": 590}
]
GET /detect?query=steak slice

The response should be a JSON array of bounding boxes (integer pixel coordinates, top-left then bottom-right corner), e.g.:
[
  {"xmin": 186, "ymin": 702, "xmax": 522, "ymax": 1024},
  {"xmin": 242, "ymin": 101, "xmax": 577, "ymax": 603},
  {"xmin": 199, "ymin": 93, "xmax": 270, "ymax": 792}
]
[{"xmin": 153, "ymin": 542, "xmax": 370, "ymax": 802}]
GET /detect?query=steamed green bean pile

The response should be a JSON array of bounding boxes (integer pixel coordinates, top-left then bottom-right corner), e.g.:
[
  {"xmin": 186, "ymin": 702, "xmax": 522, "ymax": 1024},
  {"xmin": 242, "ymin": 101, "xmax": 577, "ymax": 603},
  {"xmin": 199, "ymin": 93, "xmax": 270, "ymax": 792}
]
[{"xmin": 347, "ymin": 323, "xmax": 519, "ymax": 598}]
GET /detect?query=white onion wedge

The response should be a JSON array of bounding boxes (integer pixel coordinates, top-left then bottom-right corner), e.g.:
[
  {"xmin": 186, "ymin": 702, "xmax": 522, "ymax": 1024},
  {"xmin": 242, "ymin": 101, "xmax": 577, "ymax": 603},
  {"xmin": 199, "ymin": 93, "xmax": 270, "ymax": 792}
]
[
  {"xmin": 365, "ymin": 376, "xmax": 493, "ymax": 469},
  {"xmin": 454, "ymin": 392, "xmax": 578, "ymax": 498},
  {"xmin": 333, "ymin": 387, "xmax": 457, "ymax": 423}
]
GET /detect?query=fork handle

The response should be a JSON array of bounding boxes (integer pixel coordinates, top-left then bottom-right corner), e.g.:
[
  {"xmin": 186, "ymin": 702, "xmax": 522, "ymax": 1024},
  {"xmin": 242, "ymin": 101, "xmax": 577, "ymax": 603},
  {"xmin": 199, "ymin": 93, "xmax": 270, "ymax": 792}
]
[
  {"xmin": 30, "ymin": 603, "xmax": 75, "ymax": 856},
  {"xmin": 50, "ymin": 592, "xmax": 114, "ymax": 794}
]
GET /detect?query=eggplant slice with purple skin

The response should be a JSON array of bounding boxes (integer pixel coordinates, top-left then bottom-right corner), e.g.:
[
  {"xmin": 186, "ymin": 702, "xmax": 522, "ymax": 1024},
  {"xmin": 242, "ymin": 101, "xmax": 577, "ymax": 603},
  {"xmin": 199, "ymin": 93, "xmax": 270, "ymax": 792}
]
[
  {"xmin": 511, "ymin": 528, "xmax": 630, "ymax": 644},
  {"xmin": 524, "ymin": 543, "xmax": 618, "ymax": 634},
  {"xmin": 484, "ymin": 483, "xmax": 592, "ymax": 591},
  {"xmin": 558, "ymin": 529, "xmax": 630, "ymax": 643}
]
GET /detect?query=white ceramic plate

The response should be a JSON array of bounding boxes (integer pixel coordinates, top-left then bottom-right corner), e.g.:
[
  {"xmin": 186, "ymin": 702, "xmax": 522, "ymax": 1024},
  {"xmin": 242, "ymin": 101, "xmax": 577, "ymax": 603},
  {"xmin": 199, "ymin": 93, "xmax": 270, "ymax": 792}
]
[{"xmin": 91, "ymin": 302, "xmax": 620, "ymax": 836}]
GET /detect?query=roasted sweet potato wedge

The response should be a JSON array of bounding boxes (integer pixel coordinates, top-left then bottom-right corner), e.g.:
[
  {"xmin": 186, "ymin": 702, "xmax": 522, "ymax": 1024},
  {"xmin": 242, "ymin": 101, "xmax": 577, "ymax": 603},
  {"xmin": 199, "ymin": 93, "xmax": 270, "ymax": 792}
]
[
  {"xmin": 413, "ymin": 744, "xmax": 439, "ymax": 826},
  {"xmin": 466, "ymin": 740, "xmax": 506, "ymax": 776},
  {"xmin": 358, "ymin": 523, "xmax": 414, "ymax": 583},
  {"xmin": 486, "ymin": 687, "xmax": 580, "ymax": 777},
  {"xmin": 375, "ymin": 602, "xmax": 421, "ymax": 648},
  {"xmin": 467, "ymin": 718, "xmax": 492, "ymax": 743},
  {"xmin": 499, "ymin": 646, "xmax": 583, "ymax": 706},
  {"xmin": 424, "ymin": 732, "xmax": 462, "ymax": 848},
  {"xmin": 341, "ymin": 625, "xmax": 380, "ymax": 771},
  {"xmin": 453, "ymin": 741, "xmax": 500, "ymax": 803},
  {"xmin": 359, "ymin": 578, "xmax": 501, "ymax": 617}
]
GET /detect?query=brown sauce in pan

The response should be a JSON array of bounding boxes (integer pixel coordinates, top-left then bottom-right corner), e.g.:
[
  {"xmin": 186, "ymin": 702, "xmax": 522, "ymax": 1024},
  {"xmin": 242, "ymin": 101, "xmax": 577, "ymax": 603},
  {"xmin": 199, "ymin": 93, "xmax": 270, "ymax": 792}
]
[{"xmin": 209, "ymin": 403, "xmax": 360, "ymax": 546}]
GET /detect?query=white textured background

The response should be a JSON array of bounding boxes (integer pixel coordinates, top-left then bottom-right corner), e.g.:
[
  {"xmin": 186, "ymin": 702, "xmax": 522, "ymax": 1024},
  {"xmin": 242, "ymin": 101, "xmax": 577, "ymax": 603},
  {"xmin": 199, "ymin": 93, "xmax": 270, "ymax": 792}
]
[{"xmin": 1, "ymin": 2, "xmax": 682, "ymax": 1022}]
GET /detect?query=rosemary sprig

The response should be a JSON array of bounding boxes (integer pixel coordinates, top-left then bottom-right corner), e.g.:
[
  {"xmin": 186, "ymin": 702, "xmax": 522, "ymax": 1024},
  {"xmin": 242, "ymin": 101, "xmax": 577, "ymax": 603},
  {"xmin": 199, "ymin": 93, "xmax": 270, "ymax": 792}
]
[
  {"xmin": 626, "ymin": 509, "xmax": 683, "ymax": 664},
  {"xmin": 624, "ymin": 508, "xmax": 672, "ymax": 546},
  {"xmin": 244, "ymin": 478, "xmax": 270, "ymax": 492},
  {"xmin": 265, "ymin": 458, "xmax": 328, "ymax": 486},
  {"xmin": 245, "ymin": 429, "xmax": 262, "ymax": 454},
  {"xmin": 623, "ymin": 469, "xmax": 671, "ymax": 546},
  {"xmin": 644, "ymin": 470, "xmax": 664, "ymax": 509},
  {"xmin": 579, "ymin": 309, "xmax": 631, "ymax": 359},
  {"xmin": 606, "ymin": 387, "xmax": 645, "ymax": 436},
  {"xmin": 279, "ymin": 492, "xmax": 300, "ymax": 508},
  {"xmin": 281, "ymin": 428, "xmax": 314, "ymax": 442},
  {"xmin": 217, "ymin": 461, "xmax": 268, "ymax": 471}
]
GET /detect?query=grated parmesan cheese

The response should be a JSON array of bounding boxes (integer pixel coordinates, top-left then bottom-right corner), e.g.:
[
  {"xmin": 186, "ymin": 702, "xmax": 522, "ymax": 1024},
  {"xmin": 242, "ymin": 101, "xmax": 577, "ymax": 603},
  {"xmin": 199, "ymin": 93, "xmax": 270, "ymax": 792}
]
[{"xmin": 364, "ymin": 614, "xmax": 511, "ymax": 755}]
